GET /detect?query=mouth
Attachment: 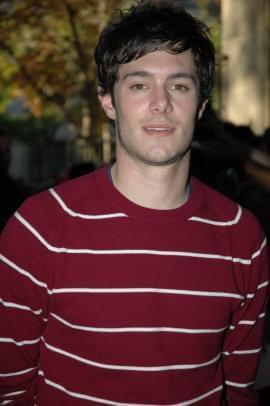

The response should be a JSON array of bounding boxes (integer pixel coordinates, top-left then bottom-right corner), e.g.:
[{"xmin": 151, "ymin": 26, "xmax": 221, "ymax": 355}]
[{"xmin": 143, "ymin": 125, "xmax": 176, "ymax": 136}]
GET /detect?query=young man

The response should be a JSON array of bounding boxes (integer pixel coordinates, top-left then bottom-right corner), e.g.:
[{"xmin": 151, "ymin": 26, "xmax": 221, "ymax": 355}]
[{"xmin": 0, "ymin": 1, "xmax": 269, "ymax": 405}]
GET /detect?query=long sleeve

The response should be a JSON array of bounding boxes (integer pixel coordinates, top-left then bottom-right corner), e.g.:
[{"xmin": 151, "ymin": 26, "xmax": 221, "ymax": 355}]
[
  {"xmin": 222, "ymin": 226, "xmax": 269, "ymax": 405},
  {"xmin": 0, "ymin": 202, "xmax": 50, "ymax": 405}
]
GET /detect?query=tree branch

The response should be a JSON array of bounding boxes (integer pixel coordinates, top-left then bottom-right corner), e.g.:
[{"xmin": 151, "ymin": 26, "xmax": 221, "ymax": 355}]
[
  {"xmin": 62, "ymin": 0, "xmax": 90, "ymax": 80},
  {"xmin": 0, "ymin": 41, "xmax": 65, "ymax": 106}
]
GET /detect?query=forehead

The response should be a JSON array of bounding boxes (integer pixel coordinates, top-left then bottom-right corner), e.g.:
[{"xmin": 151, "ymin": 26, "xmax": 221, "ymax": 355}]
[{"xmin": 116, "ymin": 50, "xmax": 197, "ymax": 81}]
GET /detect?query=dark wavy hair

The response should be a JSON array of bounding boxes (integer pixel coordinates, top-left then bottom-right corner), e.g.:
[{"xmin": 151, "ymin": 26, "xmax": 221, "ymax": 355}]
[{"xmin": 95, "ymin": 1, "xmax": 215, "ymax": 104}]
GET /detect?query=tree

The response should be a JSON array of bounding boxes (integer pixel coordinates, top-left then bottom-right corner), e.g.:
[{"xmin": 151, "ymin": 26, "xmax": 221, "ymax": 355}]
[{"xmin": 0, "ymin": 0, "xmax": 124, "ymax": 141}]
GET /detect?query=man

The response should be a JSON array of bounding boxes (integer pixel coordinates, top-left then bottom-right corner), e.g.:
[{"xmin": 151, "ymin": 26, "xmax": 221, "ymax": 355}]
[{"xmin": 0, "ymin": 1, "xmax": 269, "ymax": 405}]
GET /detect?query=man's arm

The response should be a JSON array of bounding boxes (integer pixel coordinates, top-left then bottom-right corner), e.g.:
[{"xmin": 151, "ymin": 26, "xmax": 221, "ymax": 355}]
[
  {"xmin": 222, "ymin": 227, "xmax": 269, "ymax": 405},
  {"xmin": 0, "ymin": 201, "xmax": 49, "ymax": 405}
]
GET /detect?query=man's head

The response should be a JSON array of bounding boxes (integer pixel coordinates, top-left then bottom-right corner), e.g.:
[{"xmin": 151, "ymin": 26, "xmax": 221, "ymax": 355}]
[{"xmin": 95, "ymin": 0, "xmax": 215, "ymax": 105}]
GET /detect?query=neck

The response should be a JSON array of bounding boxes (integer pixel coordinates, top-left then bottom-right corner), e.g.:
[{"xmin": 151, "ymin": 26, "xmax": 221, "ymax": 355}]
[{"xmin": 111, "ymin": 154, "xmax": 191, "ymax": 210}]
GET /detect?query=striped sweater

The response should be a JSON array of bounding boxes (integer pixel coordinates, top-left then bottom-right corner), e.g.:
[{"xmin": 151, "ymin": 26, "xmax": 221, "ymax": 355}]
[{"xmin": 0, "ymin": 166, "xmax": 269, "ymax": 405}]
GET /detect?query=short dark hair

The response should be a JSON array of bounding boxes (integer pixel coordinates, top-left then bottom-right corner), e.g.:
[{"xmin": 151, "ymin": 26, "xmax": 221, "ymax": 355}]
[{"xmin": 95, "ymin": 0, "xmax": 215, "ymax": 103}]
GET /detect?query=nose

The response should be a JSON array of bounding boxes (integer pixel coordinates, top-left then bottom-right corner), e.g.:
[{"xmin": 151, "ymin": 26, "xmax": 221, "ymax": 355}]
[{"xmin": 149, "ymin": 86, "xmax": 172, "ymax": 114}]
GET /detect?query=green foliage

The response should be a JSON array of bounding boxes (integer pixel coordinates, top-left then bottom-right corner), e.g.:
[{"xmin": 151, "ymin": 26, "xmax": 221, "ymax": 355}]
[{"xmin": 0, "ymin": 0, "xmax": 124, "ymax": 117}]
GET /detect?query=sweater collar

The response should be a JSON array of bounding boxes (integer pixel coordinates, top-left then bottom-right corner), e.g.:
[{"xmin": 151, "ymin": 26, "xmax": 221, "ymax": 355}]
[{"xmin": 93, "ymin": 165, "xmax": 203, "ymax": 223}]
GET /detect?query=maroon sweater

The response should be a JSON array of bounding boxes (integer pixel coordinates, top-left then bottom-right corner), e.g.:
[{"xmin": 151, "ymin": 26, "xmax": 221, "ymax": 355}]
[{"xmin": 0, "ymin": 166, "xmax": 269, "ymax": 405}]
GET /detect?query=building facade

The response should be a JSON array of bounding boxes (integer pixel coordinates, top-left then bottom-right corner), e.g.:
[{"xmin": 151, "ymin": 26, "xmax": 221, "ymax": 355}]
[{"xmin": 220, "ymin": 0, "xmax": 270, "ymax": 135}]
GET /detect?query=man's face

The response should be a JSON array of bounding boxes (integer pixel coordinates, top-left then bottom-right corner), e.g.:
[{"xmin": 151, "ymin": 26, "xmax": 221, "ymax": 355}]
[{"xmin": 99, "ymin": 50, "xmax": 206, "ymax": 167}]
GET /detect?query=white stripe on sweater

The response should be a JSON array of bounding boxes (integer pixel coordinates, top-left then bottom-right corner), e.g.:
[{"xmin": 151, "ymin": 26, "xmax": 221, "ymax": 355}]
[
  {"xmin": 246, "ymin": 280, "xmax": 269, "ymax": 299},
  {"xmin": 49, "ymin": 188, "xmax": 128, "ymax": 219},
  {"xmin": 13, "ymin": 212, "xmax": 267, "ymax": 265},
  {"xmin": 223, "ymin": 348, "xmax": 261, "ymax": 356},
  {"xmin": 2, "ymin": 390, "xmax": 26, "ymax": 397},
  {"xmin": 257, "ymin": 281, "xmax": 269, "ymax": 289},
  {"xmin": 229, "ymin": 312, "xmax": 266, "ymax": 329},
  {"xmin": 0, "ymin": 297, "xmax": 43, "ymax": 315},
  {"xmin": 0, "ymin": 254, "xmax": 47, "ymax": 289},
  {"xmin": 225, "ymin": 380, "xmax": 254, "ymax": 388},
  {"xmin": 41, "ymin": 336, "xmax": 221, "ymax": 372},
  {"xmin": 48, "ymin": 287, "xmax": 244, "ymax": 299},
  {"xmin": 38, "ymin": 369, "xmax": 223, "ymax": 405},
  {"xmin": 0, "ymin": 366, "xmax": 37, "ymax": 377},
  {"xmin": 238, "ymin": 313, "xmax": 266, "ymax": 325},
  {"xmin": 189, "ymin": 205, "xmax": 242, "ymax": 226},
  {"xmin": 0, "ymin": 337, "xmax": 40, "ymax": 346},
  {"xmin": 50, "ymin": 312, "xmax": 228, "ymax": 334}
]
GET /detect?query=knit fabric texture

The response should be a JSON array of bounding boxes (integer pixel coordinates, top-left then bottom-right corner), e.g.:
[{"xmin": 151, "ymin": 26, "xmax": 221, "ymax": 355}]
[{"xmin": 0, "ymin": 166, "xmax": 269, "ymax": 405}]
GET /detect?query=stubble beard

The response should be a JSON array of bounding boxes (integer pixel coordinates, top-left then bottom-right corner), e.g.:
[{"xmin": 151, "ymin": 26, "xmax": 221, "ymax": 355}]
[{"xmin": 116, "ymin": 122, "xmax": 193, "ymax": 168}]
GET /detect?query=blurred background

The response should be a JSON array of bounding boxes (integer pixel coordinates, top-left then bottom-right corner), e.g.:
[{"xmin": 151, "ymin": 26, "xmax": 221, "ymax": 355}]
[{"xmin": 0, "ymin": 0, "xmax": 269, "ymax": 401}]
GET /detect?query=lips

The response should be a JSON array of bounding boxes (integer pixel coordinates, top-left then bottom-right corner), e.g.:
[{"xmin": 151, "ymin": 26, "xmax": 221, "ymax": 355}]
[{"xmin": 143, "ymin": 125, "xmax": 175, "ymax": 136}]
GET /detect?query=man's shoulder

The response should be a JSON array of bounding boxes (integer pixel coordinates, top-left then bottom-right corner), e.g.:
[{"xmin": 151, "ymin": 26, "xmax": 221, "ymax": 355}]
[
  {"xmin": 14, "ymin": 166, "xmax": 106, "ymax": 226},
  {"xmin": 193, "ymin": 177, "xmax": 262, "ymax": 234},
  {"xmin": 28, "ymin": 166, "xmax": 104, "ymax": 207},
  {"xmin": 52, "ymin": 168, "xmax": 99, "ymax": 202}
]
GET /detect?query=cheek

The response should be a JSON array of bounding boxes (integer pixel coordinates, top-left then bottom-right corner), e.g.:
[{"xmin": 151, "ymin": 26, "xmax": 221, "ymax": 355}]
[
  {"xmin": 115, "ymin": 108, "xmax": 134, "ymax": 134},
  {"xmin": 116, "ymin": 99, "xmax": 145, "ymax": 124},
  {"xmin": 181, "ymin": 100, "xmax": 200, "ymax": 121}
]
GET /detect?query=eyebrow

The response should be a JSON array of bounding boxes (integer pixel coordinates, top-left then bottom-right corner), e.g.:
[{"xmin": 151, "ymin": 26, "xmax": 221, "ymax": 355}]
[{"xmin": 122, "ymin": 70, "xmax": 198, "ymax": 85}]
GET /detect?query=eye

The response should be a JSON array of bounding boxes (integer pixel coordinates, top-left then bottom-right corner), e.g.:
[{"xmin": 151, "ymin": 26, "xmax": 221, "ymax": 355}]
[
  {"xmin": 171, "ymin": 83, "xmax": 190, "ymax": 92},
  {"xmin": 130, "ymin": 83, "xmax": 148, "ymax": 91}
]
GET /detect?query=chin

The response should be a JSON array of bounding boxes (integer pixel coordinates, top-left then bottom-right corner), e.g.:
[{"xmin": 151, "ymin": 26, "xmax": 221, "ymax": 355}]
[
  {"xmin": 140, "ymin": 148, "xmax": 190, "ymax": 166},
  {"xmin": 138, "ymin": 154, "xmax": 186, "ymax": 167}
]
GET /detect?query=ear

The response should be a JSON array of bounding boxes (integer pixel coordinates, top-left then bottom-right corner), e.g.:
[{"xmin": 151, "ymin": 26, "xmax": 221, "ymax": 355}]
[
  {"xmin": 197, "ymin": 99, "xmax": 208, "ymax": 120},
  {"xmin": 98, "ymin": 87, "xmax": 116, "ymax": 120}
]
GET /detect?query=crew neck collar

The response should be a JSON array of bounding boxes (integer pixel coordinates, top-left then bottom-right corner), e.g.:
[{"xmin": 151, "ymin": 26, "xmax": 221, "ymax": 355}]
[{"xmin": 94, "ymin": 165, "xmax": 204, "ymax": 223}]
